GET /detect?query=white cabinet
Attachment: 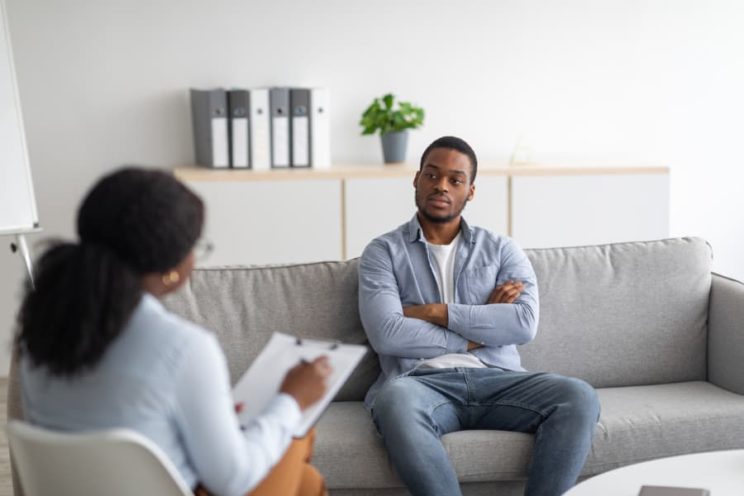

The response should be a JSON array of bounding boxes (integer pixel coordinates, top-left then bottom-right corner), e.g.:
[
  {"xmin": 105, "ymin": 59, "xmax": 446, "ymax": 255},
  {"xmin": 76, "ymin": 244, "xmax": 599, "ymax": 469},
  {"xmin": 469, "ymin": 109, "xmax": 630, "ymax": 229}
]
[
  {"xmin": 462, "ymin": 176, "xmax": 509, "ymax": 242},
  {"xmin": 186, "ymin": 179, "xmax": 342, "ymax": 266},
  {"xmin": 511, "ymin": 173, "xmax": 669, "ymax": 249},
  {"xmin": 344, "ymin": 175, "xmax": 509, "ymax": 259},
  {"xmin": 344, "ymin": 176, "xmax": 508, "ymax": 259},
  {"xmin": 344, "ymin": 177, "xmax": 415, "ymax": 260},
  {"xmin": 176, "ymin": 165, "xmax": 669, "ymax": 266}
]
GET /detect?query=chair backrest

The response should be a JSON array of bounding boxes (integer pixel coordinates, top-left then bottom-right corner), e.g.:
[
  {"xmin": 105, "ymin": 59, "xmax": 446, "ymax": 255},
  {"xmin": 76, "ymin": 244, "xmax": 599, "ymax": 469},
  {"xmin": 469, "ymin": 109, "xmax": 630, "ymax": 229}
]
[{"xmin": 6, "ymin": 420, "xmax": 193, "ymax": 496}]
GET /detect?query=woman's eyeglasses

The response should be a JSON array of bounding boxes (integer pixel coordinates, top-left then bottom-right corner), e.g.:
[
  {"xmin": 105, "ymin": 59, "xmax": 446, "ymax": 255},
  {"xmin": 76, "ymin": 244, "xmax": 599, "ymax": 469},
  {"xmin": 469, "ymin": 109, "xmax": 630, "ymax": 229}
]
[{"xmin": 194, "ymin": 238, "xmax": 214, "ymax": 262}]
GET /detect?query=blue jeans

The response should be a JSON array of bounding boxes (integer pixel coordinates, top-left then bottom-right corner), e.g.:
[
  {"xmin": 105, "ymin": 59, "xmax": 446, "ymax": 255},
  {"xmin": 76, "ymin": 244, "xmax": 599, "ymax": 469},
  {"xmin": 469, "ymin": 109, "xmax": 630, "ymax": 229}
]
[{"xmin": 371, "ymin": 368, "xmax": 600, "ymax": 496}]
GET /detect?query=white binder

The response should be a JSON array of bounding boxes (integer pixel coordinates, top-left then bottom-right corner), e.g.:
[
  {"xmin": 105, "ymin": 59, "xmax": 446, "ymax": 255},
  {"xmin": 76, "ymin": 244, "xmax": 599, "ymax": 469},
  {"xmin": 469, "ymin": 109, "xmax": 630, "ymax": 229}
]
[
  {"xmin": 310, "ymin": 88, "xmax": 331, "ymax": 169},
  {"xmin": 249, "ymin": 88, "xmax": 271, "ymax": 171}
]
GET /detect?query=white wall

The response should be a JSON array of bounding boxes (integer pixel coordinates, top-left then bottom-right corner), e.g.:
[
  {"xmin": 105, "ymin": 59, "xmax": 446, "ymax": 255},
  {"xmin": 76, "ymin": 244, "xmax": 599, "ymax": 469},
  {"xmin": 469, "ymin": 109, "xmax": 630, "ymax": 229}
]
[{"xmin": 1, "ymin": 0, "xmax": 743, "ymax": 375}]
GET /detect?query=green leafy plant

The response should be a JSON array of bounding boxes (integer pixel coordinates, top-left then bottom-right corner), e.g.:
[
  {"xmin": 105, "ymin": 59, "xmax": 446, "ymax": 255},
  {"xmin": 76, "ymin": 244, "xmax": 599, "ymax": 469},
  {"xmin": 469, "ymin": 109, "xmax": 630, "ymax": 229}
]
[{"xmin": 360, "ymin": 93, "xmax": 425, "ymax": 135}]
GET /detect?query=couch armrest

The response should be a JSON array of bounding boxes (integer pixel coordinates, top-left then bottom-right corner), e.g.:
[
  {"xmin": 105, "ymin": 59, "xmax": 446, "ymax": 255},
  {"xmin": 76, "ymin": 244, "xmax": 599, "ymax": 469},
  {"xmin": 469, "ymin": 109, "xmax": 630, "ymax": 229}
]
[{"xmin": 708, "ymin": 273, "xmax": 744, "ymax": 393}]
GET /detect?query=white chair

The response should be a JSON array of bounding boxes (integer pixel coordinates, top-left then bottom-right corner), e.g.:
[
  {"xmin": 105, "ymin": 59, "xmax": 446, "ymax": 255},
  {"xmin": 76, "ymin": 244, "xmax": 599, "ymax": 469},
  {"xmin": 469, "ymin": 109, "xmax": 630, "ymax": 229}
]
[{"xmin": 6, "ymin": 420, "xmax": 193, "ymax": 496}]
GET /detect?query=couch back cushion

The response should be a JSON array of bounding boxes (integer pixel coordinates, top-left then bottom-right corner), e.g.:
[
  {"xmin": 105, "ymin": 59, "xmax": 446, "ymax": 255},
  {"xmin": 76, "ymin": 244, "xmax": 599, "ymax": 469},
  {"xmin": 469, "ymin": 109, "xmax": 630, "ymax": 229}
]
[
  {"xmin": 162, "ymin": 260, "xmax": 378, "ymax": 401},
  {"xmin": 521, "ymin": 237, "xmax": 712, "ymax": 387},
  {"xmin": 162, "ymin": 237, "xmax": 712, "ymax": 400}
]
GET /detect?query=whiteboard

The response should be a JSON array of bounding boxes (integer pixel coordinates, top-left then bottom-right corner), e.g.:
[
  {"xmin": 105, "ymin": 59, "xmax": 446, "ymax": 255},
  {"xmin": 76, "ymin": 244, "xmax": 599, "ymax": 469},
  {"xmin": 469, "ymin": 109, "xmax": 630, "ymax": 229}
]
[{"xmin": 0, "ymin": 0, "xmax": 38, "ymax": 235}]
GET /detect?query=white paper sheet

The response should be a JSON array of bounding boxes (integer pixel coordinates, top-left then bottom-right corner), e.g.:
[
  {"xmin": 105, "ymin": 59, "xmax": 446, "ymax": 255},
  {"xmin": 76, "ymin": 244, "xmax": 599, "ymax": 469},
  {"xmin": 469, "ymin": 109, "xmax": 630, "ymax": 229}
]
[{"xmin": 232, "ymin": 332, "xmax": 367, "ymax": 437}]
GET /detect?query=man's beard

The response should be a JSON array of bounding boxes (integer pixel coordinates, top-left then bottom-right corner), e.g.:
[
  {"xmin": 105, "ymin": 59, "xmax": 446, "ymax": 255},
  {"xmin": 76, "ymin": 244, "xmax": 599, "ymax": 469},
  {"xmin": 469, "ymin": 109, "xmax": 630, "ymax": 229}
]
[{"xmin": 415, "ymin": 191, "xmax": 468, "ymax": 224}]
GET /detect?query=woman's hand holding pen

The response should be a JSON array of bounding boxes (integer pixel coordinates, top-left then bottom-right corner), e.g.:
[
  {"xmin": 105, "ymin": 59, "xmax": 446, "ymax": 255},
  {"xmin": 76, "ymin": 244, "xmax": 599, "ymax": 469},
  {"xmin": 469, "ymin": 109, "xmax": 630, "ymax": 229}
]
[{"xmin": 279, "ymin": 357, "xmax": 333, "ymax": 411}]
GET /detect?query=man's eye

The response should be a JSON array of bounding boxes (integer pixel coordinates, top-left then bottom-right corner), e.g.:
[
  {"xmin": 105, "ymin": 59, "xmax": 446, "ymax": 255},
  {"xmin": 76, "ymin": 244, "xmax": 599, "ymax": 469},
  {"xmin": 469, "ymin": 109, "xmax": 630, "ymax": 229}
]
[
  {"xmin": 426, "ymin": 173, "xmax": 437, "ymax": 180},
  {"xmin": 451, "ymin": 179, "xmax": 463, "ymax": 185}
]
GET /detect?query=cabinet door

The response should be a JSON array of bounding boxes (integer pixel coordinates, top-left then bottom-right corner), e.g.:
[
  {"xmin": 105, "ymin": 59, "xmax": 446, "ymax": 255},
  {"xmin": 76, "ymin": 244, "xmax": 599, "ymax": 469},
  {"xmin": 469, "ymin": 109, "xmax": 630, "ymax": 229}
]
[
  {"xmin": 512, "ymin": 173, "xmax": 670, "ymax": 249},
  {"xmin": 344, "ymin": 176, "xmax": 508, "ymax": 259},
  {"xmin": 185, "ymin": 180, "xmax": 342, "ymax": 266}
]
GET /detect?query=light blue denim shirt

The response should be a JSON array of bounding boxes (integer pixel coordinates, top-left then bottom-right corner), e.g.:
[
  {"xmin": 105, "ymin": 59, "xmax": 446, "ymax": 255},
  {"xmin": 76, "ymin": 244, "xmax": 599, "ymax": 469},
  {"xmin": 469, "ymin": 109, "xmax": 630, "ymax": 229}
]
[{"xmin": 359, "ymin": 215, "xmax": 539, "ymax": 407}]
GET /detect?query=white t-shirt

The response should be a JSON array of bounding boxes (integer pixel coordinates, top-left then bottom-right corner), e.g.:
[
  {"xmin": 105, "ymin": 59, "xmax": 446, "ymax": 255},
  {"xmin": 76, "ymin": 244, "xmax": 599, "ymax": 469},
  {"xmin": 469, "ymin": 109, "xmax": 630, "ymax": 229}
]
[
  {"xmin": 428, "ymin": 232, "xmax": 460, "ymax": 305},
  {"xmin": 421, "ymin": 232, "xmax": 486, "ymax": 370}
]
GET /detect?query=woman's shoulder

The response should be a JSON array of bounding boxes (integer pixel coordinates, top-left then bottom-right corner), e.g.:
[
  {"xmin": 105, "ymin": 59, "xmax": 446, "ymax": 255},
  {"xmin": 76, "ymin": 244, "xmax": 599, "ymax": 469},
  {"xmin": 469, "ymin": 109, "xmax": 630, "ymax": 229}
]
[{"xmin": 122, "ymin": 294, "xmax": 223, "ymax": 368}]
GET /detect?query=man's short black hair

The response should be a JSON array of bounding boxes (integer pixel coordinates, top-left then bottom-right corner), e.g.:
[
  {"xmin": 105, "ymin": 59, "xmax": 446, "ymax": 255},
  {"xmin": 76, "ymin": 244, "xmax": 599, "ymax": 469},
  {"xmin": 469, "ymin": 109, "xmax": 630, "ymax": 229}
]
[{"xmin": 419, "ymin": 136, "xmax": 478, "ymax": 183}]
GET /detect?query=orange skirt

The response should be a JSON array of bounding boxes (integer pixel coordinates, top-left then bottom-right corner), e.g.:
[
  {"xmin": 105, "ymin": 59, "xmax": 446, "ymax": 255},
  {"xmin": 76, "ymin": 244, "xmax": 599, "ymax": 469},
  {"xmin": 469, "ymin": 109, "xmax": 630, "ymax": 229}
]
[{"xmin": 195, "ymin": 428, "xmax": 325, "ymax": 496}]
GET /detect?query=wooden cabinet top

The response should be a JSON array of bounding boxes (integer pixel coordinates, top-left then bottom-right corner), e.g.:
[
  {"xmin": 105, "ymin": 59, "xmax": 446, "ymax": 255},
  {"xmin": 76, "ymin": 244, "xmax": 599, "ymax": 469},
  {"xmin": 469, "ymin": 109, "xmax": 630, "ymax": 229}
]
[{"xmin": 174, "ymin": 163, "xmax": 669, "ymax": 182}]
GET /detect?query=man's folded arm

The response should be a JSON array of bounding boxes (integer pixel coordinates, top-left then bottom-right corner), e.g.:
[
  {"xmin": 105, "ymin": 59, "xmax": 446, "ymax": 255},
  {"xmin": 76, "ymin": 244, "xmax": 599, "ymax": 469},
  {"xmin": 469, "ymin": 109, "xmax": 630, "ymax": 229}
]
[
  {"xmin": 401, "ymin": 288, "xmax": 538, "ymax": 347},
  {"xmin": 449, "ymin": 240, "xmax": 540, "ymax": 346},
  {"xmin": 358, "ymin": 241, "xmax": 468, "ymax": 358},
  {"xmin": 447, "ymin": 292, "xmax": 538, "ymax": 346}
]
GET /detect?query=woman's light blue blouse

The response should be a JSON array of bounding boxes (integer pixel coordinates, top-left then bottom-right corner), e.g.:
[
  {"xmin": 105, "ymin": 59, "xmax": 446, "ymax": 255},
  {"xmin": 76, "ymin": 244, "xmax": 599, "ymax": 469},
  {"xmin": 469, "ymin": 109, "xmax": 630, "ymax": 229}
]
[{"xmin": 20, "ymin": 293, "xmax": 301, "ymax": 496}]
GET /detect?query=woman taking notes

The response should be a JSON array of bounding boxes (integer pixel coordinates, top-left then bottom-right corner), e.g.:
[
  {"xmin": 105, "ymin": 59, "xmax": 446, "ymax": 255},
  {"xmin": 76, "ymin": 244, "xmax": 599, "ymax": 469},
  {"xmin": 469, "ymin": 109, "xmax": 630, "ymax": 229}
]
[{"xmin": 16, "ymin": 168, "xmax": 331, "ymax": 496}]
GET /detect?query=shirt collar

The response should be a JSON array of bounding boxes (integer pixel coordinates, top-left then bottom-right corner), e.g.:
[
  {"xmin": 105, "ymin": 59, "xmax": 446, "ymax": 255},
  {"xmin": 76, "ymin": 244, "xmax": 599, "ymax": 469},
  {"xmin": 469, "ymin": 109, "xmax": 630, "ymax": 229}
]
[
  {"xmin": 138, "ymin": 292, "xmax": 167, "ymax": 316},
  {"xmin": 405, "ymin": 214, "xmax": 474, "ymax": 244}
]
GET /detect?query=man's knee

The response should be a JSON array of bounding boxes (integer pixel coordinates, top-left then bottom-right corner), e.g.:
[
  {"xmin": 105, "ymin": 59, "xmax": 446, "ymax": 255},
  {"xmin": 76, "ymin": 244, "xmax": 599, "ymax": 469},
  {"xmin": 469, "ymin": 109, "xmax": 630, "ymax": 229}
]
[
  {"xmin": 372, "ymin": 378, "xmax": 420, "ymax": 423},
  {"xmin": 552, "ymin": 375, "xmax": 600, "ymax": 422}
]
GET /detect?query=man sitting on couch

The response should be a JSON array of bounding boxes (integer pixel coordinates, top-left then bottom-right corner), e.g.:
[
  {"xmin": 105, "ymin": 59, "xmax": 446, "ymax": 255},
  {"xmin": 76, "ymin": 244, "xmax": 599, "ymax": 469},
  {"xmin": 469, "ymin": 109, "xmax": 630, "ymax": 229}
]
[{"xmin": 358, "ymin": 136, "xmax": 600, "ymax": 496}]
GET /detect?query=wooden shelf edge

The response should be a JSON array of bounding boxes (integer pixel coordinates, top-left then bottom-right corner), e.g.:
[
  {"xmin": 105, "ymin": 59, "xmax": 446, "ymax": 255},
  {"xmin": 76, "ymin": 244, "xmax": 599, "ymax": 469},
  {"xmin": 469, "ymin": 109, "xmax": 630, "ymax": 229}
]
[{"xmin": 173, "ymin": 164, "xmax": 670, "ymax": 182}]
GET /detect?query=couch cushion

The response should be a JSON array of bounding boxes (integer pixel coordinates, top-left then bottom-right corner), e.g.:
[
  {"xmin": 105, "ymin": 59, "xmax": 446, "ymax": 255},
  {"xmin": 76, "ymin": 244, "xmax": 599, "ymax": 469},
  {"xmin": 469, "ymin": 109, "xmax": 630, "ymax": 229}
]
[
  {"xmin": 162, "ymin": 260, "xmax": 379, "ymax": 401},
  {"xmin": 314, "ymin": 382, "xmax": 744, "ymax": 489},
  {"xmin": 587, "ymin": 381, "xmax": 744, "ymax": 473},
  {"xmin": 522, "ymin": 237, "xmax": 712, "ymax": 387}
]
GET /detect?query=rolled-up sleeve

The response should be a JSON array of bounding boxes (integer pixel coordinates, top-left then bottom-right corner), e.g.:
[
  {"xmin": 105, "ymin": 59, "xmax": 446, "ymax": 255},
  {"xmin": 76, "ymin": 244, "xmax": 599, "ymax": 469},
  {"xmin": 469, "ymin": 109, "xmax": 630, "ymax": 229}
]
[
  {"xmin": 173, "ymin": 334, "xmax": 301, "ymax": 496},
  {"xmin": 359, "ymin": 240, "xmax": 468, "ymax": 358}
]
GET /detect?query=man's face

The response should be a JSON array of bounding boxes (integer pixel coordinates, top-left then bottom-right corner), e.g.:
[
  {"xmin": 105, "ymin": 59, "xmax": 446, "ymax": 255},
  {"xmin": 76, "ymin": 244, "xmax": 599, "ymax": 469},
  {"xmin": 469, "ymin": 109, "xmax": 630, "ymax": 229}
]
[{"xmin": 414, "ymin": 147, "xmax": 475, "ymax": 224}]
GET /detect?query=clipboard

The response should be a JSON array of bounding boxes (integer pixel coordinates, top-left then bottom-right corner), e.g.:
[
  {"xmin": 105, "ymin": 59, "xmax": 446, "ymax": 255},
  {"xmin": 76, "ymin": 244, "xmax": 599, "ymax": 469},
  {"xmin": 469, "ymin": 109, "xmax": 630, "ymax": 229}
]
[{"xmin": 232, "ymin": 332, "xmax": 367, "ymax": 437}]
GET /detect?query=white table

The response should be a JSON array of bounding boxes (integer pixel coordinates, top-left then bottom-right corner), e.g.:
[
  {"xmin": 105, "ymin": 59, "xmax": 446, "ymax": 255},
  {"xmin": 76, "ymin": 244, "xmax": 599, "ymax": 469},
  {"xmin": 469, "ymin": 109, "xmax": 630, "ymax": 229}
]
[{"xmin": 565, "ymin": 450, "xmax": 744, "ymax": 495}]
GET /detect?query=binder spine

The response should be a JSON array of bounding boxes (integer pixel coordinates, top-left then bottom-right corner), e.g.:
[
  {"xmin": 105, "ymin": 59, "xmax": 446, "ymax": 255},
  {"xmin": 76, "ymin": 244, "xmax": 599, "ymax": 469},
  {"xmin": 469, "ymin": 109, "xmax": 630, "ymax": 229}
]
[
  {"xmin": 249, "ymin": 88, "xmax": 271, "ymax": 171},
  {"xmin": 270, "ymin": 87, "xmax": 290, "ymax": 169},
  {"xmin": 290, "ymin": 88, "xmax": 311, "ymax": 168},
  {"xmin": 190, "ymin": 88, "xmax": 229, "ymax": 168},
  {"xmin": 227, "ymin": 89, "xmax": 250, "ymax": 169},
  {"xmin": 310, "ymin": 88, "xmax": 331, "ymax": 169}
]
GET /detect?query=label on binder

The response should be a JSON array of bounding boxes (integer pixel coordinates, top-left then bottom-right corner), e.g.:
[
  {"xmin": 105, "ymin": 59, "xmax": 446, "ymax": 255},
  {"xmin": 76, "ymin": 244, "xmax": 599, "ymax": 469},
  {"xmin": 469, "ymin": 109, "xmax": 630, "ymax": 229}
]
[
  {"xmin": 272, "ymin": 116, "xmax": 289, "ymax": 168},
  {"xmin": 211, "ymin": 117, "xmax": 229, "ymax": 168},
  {"xmin": 292, "ymin": 116, "xmax": 309, "ymax": 166}
]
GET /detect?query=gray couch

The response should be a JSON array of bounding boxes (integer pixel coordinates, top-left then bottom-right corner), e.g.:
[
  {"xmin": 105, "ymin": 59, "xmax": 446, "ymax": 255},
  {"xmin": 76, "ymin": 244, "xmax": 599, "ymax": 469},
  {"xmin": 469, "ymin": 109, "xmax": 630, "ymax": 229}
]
[{"xmin": 8, "ymin": 237, "xmax": 744, "ymax": 495}]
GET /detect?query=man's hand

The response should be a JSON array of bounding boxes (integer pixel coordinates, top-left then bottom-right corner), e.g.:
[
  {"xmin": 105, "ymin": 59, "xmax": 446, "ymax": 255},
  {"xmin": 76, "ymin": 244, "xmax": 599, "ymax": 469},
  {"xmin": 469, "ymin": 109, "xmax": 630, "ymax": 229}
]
[
  {"xmin": 488, "ymin": 280, "xmax": 525, "ymax": 304},
  {"xmin": 403, "ymin": 303, "xmax": 448, "ymax": 327}
]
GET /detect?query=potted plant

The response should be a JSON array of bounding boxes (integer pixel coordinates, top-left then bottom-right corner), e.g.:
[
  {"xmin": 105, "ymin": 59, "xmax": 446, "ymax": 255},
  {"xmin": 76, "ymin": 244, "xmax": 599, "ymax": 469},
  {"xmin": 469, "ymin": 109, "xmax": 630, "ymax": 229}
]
[{"xmin": 360, "ymin": 93, "xmax": 425, "ymax": 163}]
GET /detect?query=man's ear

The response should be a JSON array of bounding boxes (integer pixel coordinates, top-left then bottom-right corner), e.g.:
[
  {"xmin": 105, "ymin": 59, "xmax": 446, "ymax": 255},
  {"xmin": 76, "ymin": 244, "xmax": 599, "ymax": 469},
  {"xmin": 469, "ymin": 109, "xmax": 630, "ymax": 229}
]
[
  {"xmin": 467, "ymin": 183, "xmax": 475, "ymax": 201},
  {"xmin": 413, "ymin": 171, "xmax": 420, "ymax": 188}
]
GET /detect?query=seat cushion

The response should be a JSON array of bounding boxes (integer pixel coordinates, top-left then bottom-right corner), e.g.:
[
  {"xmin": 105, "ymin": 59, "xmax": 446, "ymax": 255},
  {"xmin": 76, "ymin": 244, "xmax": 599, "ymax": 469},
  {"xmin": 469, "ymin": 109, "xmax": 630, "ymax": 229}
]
[
  {"xmin": 314, "ymin": 381, "xmax": 744, "ymax": 489},
  {"xmin": 587, "ymin": 381, "xmax": 744, "ymax": 473}
]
